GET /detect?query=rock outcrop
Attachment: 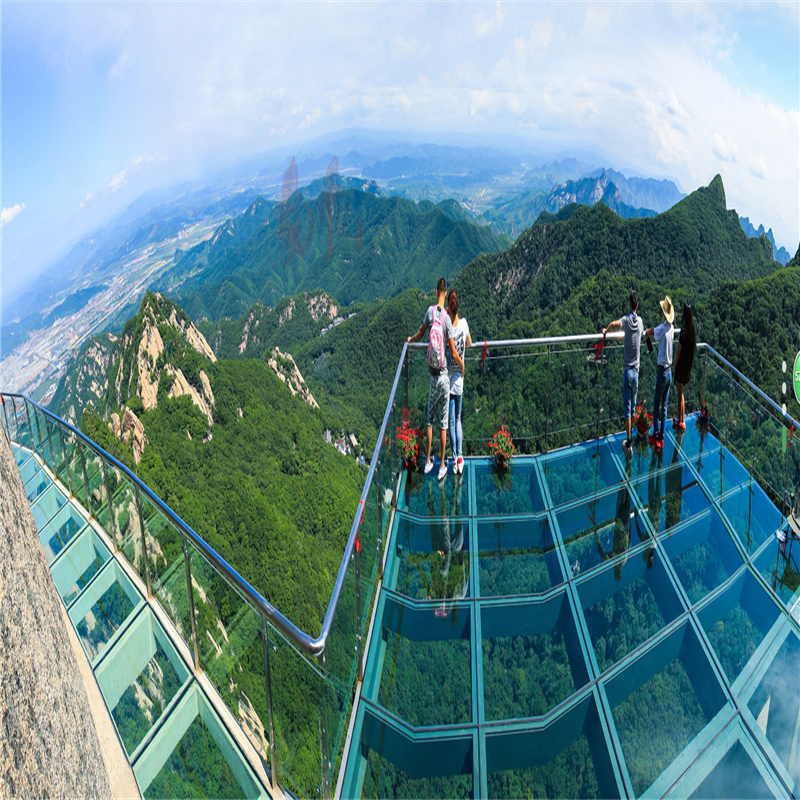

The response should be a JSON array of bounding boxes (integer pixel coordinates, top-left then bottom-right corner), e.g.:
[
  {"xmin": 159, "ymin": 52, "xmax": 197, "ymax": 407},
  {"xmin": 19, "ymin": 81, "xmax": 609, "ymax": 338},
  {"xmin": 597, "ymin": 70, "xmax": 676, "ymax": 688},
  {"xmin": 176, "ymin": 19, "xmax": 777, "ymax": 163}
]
[
  {"xmin": 121, "ymin": 407, "xmax": 147, "ymax": 464},
  {"xmin": 267, "ymin": 347, "xmax": 319, "ymax": 409}
]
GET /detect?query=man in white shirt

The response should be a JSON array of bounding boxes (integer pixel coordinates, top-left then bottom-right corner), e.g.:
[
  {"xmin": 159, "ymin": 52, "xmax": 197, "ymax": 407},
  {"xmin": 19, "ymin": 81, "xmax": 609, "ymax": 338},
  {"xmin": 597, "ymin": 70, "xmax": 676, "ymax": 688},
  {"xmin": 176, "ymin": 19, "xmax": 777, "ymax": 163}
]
[{"xmin": 645, "ymin": 296, "xmax": 675, "ymax": 451}]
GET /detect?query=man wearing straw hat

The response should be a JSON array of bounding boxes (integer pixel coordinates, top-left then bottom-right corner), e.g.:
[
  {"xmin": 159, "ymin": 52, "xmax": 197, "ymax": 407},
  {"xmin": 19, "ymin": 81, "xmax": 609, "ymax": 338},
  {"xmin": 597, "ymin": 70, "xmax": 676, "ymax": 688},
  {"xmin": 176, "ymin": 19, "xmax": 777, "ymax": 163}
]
[{"xmin": 645, "ymin": 296, "xmax": 675, "ymax": 451}]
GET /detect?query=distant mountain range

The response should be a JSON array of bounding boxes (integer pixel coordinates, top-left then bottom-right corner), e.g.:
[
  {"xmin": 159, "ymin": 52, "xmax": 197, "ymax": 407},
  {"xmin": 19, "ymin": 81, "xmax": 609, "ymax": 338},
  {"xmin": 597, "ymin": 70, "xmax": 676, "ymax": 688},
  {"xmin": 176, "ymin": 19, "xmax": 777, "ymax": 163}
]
[{"xmin": 740, "ymin": 216, "xmax": 791, "ymax": 265}]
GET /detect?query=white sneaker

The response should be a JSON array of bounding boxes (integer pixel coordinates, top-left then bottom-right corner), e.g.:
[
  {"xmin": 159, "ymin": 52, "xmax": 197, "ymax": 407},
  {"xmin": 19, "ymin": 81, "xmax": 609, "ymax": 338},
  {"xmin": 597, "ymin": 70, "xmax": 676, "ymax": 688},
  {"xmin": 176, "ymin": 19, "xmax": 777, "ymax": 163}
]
[
  {"xmin": 457, "ymin": 457, "xmax": 464, "ymax": 474},
  {"xmin": 424, "ymin": 459, "xmax": 434, "ymax": 474},
  {"xmin": 437, "ymin": 463, "xmax": 448, "ymax": 481}
]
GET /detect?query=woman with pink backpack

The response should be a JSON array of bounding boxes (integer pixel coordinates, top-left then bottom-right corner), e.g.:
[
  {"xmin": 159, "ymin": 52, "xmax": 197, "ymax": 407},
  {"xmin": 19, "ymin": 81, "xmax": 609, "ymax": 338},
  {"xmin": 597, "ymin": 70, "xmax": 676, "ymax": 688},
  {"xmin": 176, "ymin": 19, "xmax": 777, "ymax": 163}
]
[{"xmin": 408, "ymin": 277, "xmax": 464, "ymax": 481}]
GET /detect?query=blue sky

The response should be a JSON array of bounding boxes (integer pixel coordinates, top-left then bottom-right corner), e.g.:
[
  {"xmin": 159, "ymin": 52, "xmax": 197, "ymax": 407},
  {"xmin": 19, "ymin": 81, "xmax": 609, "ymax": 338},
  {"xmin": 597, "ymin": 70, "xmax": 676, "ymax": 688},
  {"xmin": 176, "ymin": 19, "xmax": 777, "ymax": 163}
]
[{"xmin": 2, "ymin": 1, "xmax": 798, "ymax": 296}]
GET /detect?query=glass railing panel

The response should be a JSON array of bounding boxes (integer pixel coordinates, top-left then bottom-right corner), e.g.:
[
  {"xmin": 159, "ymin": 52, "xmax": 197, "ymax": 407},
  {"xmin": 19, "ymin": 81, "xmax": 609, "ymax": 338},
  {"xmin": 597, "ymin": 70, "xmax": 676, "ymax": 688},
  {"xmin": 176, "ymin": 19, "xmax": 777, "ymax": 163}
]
[
  {"xmin": 603, "ymin": 621, "xmax": 728, "ymax": 798},
  {"xmin": 474, "ymin": 456, "xmax": 545, "ymax": 515},
  {"xmin": 112, "ymin": 473, "xmax": 147, "ymax": 585},
  {"xmin": 39, "ymin": 502, "xmax": 90, "ymax": 565},
  {"xmin": 557, "ymin": 486, "xmax": 650, "ymax": 581},
  {"xmin": 387, "ymin": 512, "xmax": 471, "ymax": 601},
  {"xmin": 149, "ymin": 517, "xmax": 193, "ymax": 645},
  {"xmin": 83, "ymin": 444, "xmax": 107, "ymax": 519},
  {"xmin": 726, "ymin": 380, "xmax": 759, "ymax": 471},
  {"xmin": 47, "ymin": 420, "xmax": 68, "ymax": 487},
  {"xmin": 68, "ymin": 560, "xmax": 143, "ymax": 664},
  {"xmin": 51, "ymin": 526, "xmax": 112, "ymax": 607},
  {"xmin": 187, "ymin": 541, "xmax": 270, "ymax": 766},
  {"xmin": 15, "ymin": 399, "xmax": 33, "ymax": 452},
  {"xmin": 477, "ymin": 513, "xmax": 562, "ymax": 597},
  {"xmin": 375, "ymin": 593, "xmax": 472, "ymax": 727},
  {"xmin": 32, "ymin": 406, "xmax": 52, "ymax": 469},
  {"xmin": 68, "ymin": 438, "xmax": 90, "ymax": 508},
  {"xmin": 687, "ymin": 737, "xmax": 778, "ymax": 800},
  {"xmin": 269, "ymin": 623, "xmax": 325, "ymax": 798},
  {"xmin": 697, "ymin": 569, "xmax": 783, "ymax": 688},
  {"xmin": 746, "ymin": 628, "xmax": 800, "ymax": 787},
  {"xmin": 30, "ymin": 482, "xmax": 67, "ymax": 530},
  {"xmin": 485, "ymin": 692, "xmax": 621, "ymax": 799},
  {"xmin": 481, "ymin": 591, "xmax": 590, "ymax": 720},
  {"xmin": 660, "ymin": 510, "xmax": 744, "ymax": 605},
  {"xmin": 720, "ymin": 483, "xmax": 784, "ymax": 557},
  {"xmin": 576, "ymin": 547, "xmax": 685, "ymax": 673},
  {"xmin": 595, "ymin": 343, "xmax": 624, "ymax": 441},
  {"xmin": 753, "ymin": 406, "xmax": 790, "ymax": 509},
  {"xmin": 95, "ymin": 608, "xmax": 192, "ymax": 760},
  {"xmin": 633, "ymin": 463, "xmax": 712, "ymax": 535},
  {"xmin": 358, "ymin": 490, "xmax": 380, "ymax": 627},
  {"xmin": 703, "ymin": 356, "xmax": 731, "ymax": 444},
  {"xmin": 548, "ymin": 343, "xmax": 602, "ymax": 451},
  {"xmin": 133, "ymin": 682, "xmax": 266, "ymax": 800}
]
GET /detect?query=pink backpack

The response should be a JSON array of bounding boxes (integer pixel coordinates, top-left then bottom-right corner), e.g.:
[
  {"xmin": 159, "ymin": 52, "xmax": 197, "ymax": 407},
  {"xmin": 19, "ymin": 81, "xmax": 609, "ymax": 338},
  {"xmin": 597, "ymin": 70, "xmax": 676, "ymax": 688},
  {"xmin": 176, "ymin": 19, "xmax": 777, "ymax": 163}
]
[{"xmin": 427, "ymin": 306, "xmax": 446, "ymax": 372}]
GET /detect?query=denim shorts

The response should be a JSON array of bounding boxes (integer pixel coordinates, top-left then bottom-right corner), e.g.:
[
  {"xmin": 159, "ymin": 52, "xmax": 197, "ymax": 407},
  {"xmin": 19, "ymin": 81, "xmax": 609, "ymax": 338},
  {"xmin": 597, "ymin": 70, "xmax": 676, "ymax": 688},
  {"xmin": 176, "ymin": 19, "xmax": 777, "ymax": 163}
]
[
  {"xmin": 427, "ymin": 372, "xmax": 450, "ymax": 430},
  {"xmin": 623, "ymin": 367, "xmax": 639, "ymax": 420}
]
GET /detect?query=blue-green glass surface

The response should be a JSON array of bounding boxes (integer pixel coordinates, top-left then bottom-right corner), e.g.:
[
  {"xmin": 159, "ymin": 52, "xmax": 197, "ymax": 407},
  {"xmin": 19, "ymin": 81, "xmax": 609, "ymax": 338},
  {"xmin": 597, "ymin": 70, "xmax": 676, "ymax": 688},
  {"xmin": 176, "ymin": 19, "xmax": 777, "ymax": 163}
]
[
  {"xmin": 30, "ymin": 482, "xmax": 67, "ymax": 530},
  {"xmin": 605, "ymin": 623, "xmax": 727, "ymax": 798},
  {"xmin": 557, "ymin": 487, "xmax": 650, "ymax": 580},
  {"xmin": 661, "ymin": 510, "xmax": 744, "ymax": 605},
  {"xmin": 689, "ymin": 741, "xmax": 774, "ymax": 799},
  {"xmin": 668, "ymin": 417, "xmax": 722, "ymax": 460},
  {"xmin": 25, "ymin": 468, "xmax": 51, "ymax": 503},
  {"xmin": 389, "ymin": 513, "xmax": 470, "ymax": 601},
  {"xmin": 698, "ymin": 570, "xmax": 782, "ymax": 686},
  {"xmin": 481, "ymin": 593, "xmax": 589, "ymax": 720},
  {"xmin": 541, "ymin": 440, "xmax": 621, "ymax": 508},
  {"xmin": 747, "ymin": 630, "xmax": 800, "ymax": 785},
  {"xmin": 577, "ymin": 549, "xmax": 685, "ymax": 672},
  {"xmin": 690, "ymin": 448, "xmax": 750, "ymax": 498},
  {"xmin": 477, "ymin": 514, "xmax": 562, "ymax": 596},
  {"xmin": 634, "ymin": 463, "xmax": 711, "ymax": 535},
  {"xmin": 624, "ymin": 433, "xmax": 679, "ymax": 481},
  {"xmin": 377, "ymin": 595, "xmax": 471, "ymax": 727},
  {"xmin": 51, "ymin": 527, "xmax": 111, "ymax": 606},
  {"xmin": 721, "ymin": 483, "xmax": 784, "ymax": 556},
  {"xmin": 474, "ymin": 458, "xmax": 545, "ymax": 515},
  {"xmin": 752, "ymin": 542, "xmax": 800, "ymax": 611},
  {"xmin": 485, "ymin": 696, "xmax": 621, "ymax": 799},
  {"xmin": 38, "ymin": 503, "xmax": 88, "ymax": 564},
  {"xmin": 398, "ymin": 465, "xmax": 470, "ymax": 517}
]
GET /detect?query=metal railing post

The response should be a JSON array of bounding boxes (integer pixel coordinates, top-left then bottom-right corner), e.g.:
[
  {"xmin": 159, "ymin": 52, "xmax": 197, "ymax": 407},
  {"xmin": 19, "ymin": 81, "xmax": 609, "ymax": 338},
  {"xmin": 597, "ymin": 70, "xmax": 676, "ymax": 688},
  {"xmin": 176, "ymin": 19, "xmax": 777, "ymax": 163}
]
[
  {"xmin": 318, "ymin": 654, "xmax": 332, "ymax": 800},
  {"xmin": 10, "ymin": 399, "xmax": 20, "ymax": 445},
  {"xmin": 376, "ymin": 458, "xmax": 384, "ymax": 581},
  {"xmin": 1, "ymin": 398, "xmax": 10, "ymax": 439},
  {"xmin": 701, "ymin": 348, "xmax": 708, "ymax": 408},
  {"xmin": 26, "ymin": 402, "xmax": 41, "ymax": 460},
  {"xmin": 78, "ymin": 442, "xmax": 93, "ymax": 518},
  {"xmin": 261, "ymin": 617, "xmax": 279, "ymax": 790},
  {"xmin": 134, "ymin": 485, "xmax": 153, "ymax": 598},
  {"xmin": 391, "ymin": 402, "xmax": 398, "ymax": 508},
  {"xmin": 545, "ymin": 344, "xmax": 551, "ymax": 452},
  {"xmin": 403, "ymin": 348, "xmax": 409, "ymax": 418},
  {"xmin": 752, "ymin": 401, "xmax": 761, "ymax": 473},
  {"xmin": 59, "ymin": 425, "xmax": 73, "ymax": 496},
  {"xmin": 783, "ymin": 437, "xmax": 793, "ymax": 519},
  {"xmin": 44, "ymin": 418, "xmax": 57, "ymax": 478},
  {"xmin": 724, "ymin": 370, "xmax": 734, "ymax": 450},
  {"xmin": 181, "ymin": 533, "xmax": 201, "ymax": 671},
  {"xmin": 355, "ymin": 533, "xmax": 364, "ymax": 682},
  {"xmin": 102, "ymin": 460, "xmax": 117, "ymax": 549}
]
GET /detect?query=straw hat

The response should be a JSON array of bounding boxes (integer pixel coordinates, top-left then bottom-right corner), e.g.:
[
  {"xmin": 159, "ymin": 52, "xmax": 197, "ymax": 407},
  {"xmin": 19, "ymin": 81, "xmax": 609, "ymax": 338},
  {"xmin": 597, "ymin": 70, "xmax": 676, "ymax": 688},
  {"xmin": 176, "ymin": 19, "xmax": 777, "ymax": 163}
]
[{"xmin": 660, "ymin": 295, "xmax": 675, "ymax": 324}]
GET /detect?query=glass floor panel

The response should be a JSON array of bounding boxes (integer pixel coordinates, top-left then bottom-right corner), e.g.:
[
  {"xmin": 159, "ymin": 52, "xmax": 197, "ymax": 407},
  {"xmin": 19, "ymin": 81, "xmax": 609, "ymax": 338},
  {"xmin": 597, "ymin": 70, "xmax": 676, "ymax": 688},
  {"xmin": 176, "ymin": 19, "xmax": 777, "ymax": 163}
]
[
  {"xmin": 30, "ymin": 482, "xmax": 68, "ymax": 529},
  {"xmin": 50, "ymin": 526, "xmax": 112, "ymax": 606},
  {"xmin": 666, "ymin": 416, "xmax": 723, "ymax": 460},
  {"xmin": 476, "ymin": 514, "xmax": 563, "ymax": 597},
  {"xmin": 398, "ymin": 465, "xmax": 471, "ymax": 517},
  {"xmin": 473, "ymin": 458, "xmax": 545, "ymax": 516},
  {"xmin": 38, "ymin": 503, "xmax": 89, "ymax": 565},
  {"xmin": 347, "ymin": 430, "xmax": 795, "ymax": 799}
]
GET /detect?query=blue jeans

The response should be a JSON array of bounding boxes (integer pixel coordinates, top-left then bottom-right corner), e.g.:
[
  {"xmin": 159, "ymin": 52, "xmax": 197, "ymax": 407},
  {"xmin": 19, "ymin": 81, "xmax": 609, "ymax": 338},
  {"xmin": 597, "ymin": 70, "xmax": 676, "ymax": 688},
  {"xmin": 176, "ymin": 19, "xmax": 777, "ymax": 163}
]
[
  {"xmin": 623, "ymin": 367, "xmax": 639, "ymax": 420},
  {"xmin": 449, "ymin": 393, "xmax": 463, "ymax": 459},
  {"xmin": 653, "ymin": 366, "xmax": 672, "ymax": 439}
]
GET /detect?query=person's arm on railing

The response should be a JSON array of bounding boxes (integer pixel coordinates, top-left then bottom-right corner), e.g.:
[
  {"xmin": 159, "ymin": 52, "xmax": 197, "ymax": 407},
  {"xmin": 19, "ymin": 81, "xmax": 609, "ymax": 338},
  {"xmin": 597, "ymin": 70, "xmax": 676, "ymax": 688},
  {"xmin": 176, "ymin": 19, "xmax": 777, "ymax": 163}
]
[
  {"xmin": 602, "ymin": 318, "xmax": 622, "ymax": 337},
  {"xmin": 407, "ymin": 324, "xmax": 426, "ymax": 344}
]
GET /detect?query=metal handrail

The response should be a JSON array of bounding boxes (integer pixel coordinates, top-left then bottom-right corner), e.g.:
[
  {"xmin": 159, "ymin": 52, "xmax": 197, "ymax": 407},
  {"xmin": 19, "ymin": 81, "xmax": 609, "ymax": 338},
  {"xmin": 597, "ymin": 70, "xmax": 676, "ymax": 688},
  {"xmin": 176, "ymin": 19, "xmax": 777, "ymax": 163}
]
[
  {"xmin": 3, "ymin": 332, "xmax": 794, "ymax": 661},
  {"xmin": 0, "ymin": 339, "xmax": 408, "ymax": 658}
]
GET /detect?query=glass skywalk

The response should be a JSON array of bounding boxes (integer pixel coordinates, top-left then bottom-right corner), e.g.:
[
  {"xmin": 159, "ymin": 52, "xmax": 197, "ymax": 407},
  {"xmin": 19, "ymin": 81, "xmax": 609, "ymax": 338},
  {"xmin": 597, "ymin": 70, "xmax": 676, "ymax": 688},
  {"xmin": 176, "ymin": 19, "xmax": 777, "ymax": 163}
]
[
  {"xmin": 7, "ymin": 441, "xmax": 268, "ymax": 800},
  {"xmin": 342, "ymin": 415, "xmax": 800, "ymax": 799}
]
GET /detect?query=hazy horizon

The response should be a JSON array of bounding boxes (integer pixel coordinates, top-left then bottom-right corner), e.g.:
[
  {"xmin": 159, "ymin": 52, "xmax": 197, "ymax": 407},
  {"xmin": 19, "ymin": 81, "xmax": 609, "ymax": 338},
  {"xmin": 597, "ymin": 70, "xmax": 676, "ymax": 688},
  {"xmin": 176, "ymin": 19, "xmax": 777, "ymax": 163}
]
[{"xmin": 3, "ymin": 1, "xmax": 798, "ymax": 299}]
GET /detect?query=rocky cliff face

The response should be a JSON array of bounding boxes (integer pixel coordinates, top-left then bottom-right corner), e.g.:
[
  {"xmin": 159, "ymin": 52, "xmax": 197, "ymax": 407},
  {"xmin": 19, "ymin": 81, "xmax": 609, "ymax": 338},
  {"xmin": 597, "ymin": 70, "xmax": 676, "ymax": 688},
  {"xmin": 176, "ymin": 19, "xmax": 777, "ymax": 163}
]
[
  {"xmin": 267, "ymin": 347, "xmax": 319, "ymax": 409},
  {"xmin": 0, "ymin": 432, "xmax": 114, "ymax": 798}
]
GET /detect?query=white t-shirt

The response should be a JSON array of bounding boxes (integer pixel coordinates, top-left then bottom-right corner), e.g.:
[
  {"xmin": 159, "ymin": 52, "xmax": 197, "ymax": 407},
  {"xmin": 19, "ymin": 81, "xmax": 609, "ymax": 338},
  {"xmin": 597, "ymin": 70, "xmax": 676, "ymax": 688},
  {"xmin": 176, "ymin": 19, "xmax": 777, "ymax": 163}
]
[{"xmin": 448, "ymin": 318, "xmax": 470, "ymax": 395}]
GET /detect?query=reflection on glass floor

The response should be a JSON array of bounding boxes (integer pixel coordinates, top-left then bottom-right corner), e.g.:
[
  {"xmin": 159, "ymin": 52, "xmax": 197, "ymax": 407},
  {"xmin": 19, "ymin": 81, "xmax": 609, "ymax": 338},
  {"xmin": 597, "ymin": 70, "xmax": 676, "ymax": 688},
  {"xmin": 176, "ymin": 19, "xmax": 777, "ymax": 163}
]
[
  {"xmin": 9, "ymin": 444, "xmax": 267, "ymax": 800},
  {"xmin": 343, "ymin": 417, "xmax": 800, "ymax": 799}
]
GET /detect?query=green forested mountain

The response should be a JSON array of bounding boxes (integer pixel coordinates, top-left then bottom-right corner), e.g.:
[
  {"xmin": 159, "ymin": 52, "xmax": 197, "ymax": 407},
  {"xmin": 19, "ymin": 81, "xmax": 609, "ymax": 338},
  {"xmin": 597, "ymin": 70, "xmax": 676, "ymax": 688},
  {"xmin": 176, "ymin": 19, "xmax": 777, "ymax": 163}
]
[
  {"xmin": 172, "ymin": 188, "xmax": 509, "ymax": 320},
  {"xmin": 480, "ymin": 174, "xmax": 657, "ymax": 238}
]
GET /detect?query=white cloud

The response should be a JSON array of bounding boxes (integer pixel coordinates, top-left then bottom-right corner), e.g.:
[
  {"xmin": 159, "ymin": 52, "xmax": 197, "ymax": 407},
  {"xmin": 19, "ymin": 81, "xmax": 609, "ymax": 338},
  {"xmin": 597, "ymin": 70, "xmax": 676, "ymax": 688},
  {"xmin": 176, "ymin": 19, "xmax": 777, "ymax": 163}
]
[
  {"xmin": 474, "ymin": 1, "xmax": 505, "ymax": 38},
  {"xmin": 79, "ymin": 192, "xmax": 94, "ymax": 209},
  {"xmin": 712, "ymin": 133, "xmax": 738, "ymax": 163},
  {"xmin": 106, "ymin": 169, "xmax": 127, "ymax": 192},
  {"xmin": 1, "ymin": 202, "xmax": 26, "ymax": 229},
  {"xmin": 108, "ymin": 42, "xmax": 135, "ymax": 81},
  {"xmin": 134, "ymin": 151, "xmax": 163, "ymax": 168}
]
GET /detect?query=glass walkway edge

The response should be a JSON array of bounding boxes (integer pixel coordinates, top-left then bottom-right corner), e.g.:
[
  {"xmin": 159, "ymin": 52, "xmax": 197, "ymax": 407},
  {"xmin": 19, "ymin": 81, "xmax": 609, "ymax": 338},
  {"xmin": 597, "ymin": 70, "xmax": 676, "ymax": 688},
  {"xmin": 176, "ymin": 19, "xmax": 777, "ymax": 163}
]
[
  {"xmin": 341, "ymin": 414, "xmax": 800, "ymax": 799},
  {"xmin": 7, "ymin": 439, "xmax": 272, "ymax": 800}
]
